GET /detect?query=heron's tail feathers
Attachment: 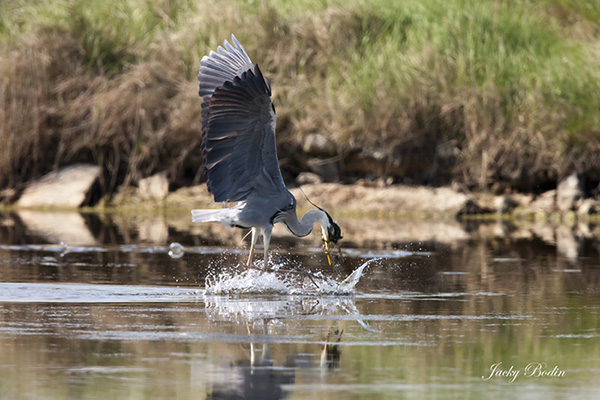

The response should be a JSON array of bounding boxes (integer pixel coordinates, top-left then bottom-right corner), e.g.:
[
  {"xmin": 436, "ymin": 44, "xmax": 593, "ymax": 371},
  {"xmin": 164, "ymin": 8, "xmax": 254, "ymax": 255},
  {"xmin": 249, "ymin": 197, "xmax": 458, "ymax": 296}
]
[{"xmin": 191, "ymin": 208, "xmax": 235, "ymax": 224}]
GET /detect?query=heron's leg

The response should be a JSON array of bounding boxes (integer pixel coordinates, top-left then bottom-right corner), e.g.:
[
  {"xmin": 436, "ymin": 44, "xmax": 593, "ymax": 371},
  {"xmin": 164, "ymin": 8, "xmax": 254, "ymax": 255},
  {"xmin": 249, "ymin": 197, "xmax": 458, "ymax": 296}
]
[
  {"xmin": 245, "ymin": 322, "xmax": 257, "ymax": 366},
  {"xmin": 247, "ymin": 228, "xmax": 258, "ymax": 267},
  {"xmin": 262, "ymin": 226, "xmax": 272, "ymax": 270},
  {"xmin": 260, "ymin": 320, "xmax": 271, "ymax": 365}
]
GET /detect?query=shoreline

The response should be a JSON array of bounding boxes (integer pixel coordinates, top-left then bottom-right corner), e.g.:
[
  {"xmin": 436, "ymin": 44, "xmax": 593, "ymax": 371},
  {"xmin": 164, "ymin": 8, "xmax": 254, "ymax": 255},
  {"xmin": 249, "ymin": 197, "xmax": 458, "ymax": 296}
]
[
  {"xmin": 3, "ymin": 178, "xmax": 599, "ymax": 263},
  {"xmin": 4, "ymin": 180, "xmax": 598, "ymax": 222}
]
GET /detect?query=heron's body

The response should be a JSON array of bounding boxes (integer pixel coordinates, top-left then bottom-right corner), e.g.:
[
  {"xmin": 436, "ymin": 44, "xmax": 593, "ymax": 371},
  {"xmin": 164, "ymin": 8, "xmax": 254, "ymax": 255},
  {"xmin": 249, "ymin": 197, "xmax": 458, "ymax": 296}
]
[{"xmin": 192, "ymin": 35, "xmax": 341, "ymax": 268}]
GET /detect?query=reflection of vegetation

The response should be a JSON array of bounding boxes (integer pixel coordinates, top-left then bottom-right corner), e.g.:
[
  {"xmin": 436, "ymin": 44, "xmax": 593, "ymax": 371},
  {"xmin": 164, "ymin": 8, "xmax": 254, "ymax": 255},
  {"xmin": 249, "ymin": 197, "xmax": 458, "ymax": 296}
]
[
  {"xmin": 1, "ymin": 0, "xmax": 599, "ymax": 192},
  {"xmin": 0, "ymin": 226, "xmax": 599, "ymax": 397},
  {"xmin": 0, "ymin": 274, "xmax": 598, "ymax": 397}
]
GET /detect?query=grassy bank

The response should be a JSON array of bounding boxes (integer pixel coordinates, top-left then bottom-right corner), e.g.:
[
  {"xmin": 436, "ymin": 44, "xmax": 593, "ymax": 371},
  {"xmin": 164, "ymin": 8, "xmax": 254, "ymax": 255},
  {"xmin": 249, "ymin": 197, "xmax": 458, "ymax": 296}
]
[{"xmin": 1, "ymin": 0, "xmax": 599, "ymax": 197}]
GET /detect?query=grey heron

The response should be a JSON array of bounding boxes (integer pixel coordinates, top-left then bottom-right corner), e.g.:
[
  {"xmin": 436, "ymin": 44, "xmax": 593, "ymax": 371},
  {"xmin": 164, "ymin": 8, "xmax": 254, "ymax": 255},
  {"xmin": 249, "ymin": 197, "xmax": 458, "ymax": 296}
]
[{"xmin": 192, "ymin": 35, "xmax": 342, "ymax": 269}]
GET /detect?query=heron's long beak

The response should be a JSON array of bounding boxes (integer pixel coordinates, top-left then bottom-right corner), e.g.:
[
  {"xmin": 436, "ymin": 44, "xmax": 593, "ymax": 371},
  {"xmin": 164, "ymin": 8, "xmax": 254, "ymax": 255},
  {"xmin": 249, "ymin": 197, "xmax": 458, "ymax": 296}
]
[
  {"xmin": 321, "ymin": 222, "xmax": 343, "ymax": 266},
  {"xmin": 324, "ymin": 240, "xmax": 332, "ymax": 265}
]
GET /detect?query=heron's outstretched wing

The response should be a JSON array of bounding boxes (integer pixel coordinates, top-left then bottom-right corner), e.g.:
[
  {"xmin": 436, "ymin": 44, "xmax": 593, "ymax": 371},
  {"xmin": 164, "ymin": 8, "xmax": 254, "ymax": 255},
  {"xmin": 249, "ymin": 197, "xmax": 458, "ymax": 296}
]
[
  {"xmin": 198, "ymin": 35, "xmax": 285, "ymax": 202},
  {"xmin": 198, "ymin": 35, "xmax": 260, "ymax": 99}
]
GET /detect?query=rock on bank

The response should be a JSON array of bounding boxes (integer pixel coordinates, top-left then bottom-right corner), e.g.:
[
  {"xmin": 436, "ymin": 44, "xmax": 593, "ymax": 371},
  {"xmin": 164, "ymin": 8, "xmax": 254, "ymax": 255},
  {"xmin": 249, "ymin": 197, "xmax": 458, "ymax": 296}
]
[{"xmin": 16, "ymin": 164, "xmax": 101, "ymax": 208}]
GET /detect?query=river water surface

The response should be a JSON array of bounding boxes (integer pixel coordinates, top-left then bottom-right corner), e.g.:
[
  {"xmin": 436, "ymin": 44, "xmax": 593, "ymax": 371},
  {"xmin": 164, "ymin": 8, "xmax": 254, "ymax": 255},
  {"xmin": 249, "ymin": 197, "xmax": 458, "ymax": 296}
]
[{"xmin": 0, "ymin": 211, "xmax": 599, "ymax": 399}]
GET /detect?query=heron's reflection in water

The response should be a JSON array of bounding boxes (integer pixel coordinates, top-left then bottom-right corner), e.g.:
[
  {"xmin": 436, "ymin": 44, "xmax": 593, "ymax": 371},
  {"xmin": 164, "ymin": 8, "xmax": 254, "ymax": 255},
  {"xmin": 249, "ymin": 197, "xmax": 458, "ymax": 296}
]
[
  {"xmin": 320, "ymin": 325, "xmax": 343, "ymax": 370},
  {"xmin": 204, "ymin": 296, "xmax": 355, "ymax": 399}
]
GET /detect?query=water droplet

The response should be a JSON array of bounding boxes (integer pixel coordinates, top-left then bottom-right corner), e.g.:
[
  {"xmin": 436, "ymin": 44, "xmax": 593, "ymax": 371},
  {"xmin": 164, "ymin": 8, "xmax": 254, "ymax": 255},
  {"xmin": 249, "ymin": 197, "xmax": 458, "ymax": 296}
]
[
  {"xmin": 168, "ymin": 242, "xmax": 185, "ymax": 259},
  {"xmin": 59, "ymin": 242, "xmax": 70, "ymax": 258}
]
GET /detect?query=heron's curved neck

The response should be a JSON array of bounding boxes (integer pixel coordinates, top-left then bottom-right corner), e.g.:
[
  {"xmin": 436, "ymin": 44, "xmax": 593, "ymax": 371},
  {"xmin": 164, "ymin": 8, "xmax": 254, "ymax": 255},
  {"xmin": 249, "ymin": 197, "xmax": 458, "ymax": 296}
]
[{"xmin": 284, "ymin": 209, "xmax": 328, "ymax": 238}]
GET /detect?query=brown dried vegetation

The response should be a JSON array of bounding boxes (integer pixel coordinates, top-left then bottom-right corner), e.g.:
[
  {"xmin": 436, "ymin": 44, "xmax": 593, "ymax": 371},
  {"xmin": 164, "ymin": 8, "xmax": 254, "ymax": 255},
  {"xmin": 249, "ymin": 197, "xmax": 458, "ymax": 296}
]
[{"xmin": 1, "ymin": 0, "xmax": 600, "ymax": 200}]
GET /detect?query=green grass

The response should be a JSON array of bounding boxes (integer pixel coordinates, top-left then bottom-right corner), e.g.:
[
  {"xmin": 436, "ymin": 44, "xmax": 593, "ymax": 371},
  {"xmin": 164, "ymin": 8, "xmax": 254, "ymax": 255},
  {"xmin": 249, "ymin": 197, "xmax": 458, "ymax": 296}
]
[{"xmin": 1, "ymin": 0, "xmax": 599, "ymax": 195}]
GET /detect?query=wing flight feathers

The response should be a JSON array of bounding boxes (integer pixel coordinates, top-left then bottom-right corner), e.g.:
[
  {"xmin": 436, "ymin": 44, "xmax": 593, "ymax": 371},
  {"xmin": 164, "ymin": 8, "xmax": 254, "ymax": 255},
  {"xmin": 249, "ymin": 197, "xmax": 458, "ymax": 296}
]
[{"xmin": 198, "ymin": 35, "xmax": 284, "ymax": 202}]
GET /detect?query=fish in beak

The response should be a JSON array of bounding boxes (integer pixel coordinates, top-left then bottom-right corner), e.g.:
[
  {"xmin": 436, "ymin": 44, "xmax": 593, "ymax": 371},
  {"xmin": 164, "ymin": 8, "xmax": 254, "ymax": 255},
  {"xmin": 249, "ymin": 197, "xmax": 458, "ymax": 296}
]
[{"xmin": 322, "ymin": 218, "xmax": 343, "ymax": 265}]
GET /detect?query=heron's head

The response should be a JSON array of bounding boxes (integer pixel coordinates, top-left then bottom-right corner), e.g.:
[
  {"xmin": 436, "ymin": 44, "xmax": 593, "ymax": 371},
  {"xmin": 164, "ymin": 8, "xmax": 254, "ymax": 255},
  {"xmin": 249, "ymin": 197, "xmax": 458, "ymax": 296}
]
[{"xmin": 323, "ymin": 212, "xmax": 343, "ymax": 244}]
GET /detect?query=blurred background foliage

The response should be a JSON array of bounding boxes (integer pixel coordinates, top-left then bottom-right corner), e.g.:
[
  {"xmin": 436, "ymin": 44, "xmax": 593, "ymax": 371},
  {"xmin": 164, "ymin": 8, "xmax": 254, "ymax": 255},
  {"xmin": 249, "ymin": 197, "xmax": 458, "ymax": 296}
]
[{"xmin": 1, "ymin": 0, "xmax": 599, "ymax": 195}]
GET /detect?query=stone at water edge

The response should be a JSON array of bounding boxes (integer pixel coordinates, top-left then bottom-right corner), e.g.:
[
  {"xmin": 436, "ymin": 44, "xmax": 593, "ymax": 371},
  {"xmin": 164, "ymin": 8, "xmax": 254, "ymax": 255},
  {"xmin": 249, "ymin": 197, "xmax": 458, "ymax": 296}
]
[
  {"xmin": 557, "ymin": 173, "xmax": 583, "ymax": 212},
  {"xmin": 16, "ymin": 164, "xmax": 101, "ymax": 208},
  {"xmin": 494, "ymin": 195, "xmax": 519, "ymax": 214},
  {"xmin": 290, "ymin": 183, "xmax": 487, "ymax": 216},
  {"xmin": 138, "ymin": 172, "xmax": 169, "ymax": 202},
  {"xmin": 530, "ymin": 190, "xmax": 557, "ymax": 214},
  {"xmin": 577, "ymin": 198, "xmax": 598, "ymax": 216}
]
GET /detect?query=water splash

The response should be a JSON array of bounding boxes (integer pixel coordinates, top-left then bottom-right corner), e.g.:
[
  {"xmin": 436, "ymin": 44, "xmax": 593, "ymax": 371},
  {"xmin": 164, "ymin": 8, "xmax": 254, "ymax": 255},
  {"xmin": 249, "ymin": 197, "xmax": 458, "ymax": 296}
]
[
  {"xmin": 337, "ymin": 258, "xmax": 379, "ymax": 291},
  {"xmin": 204, "ymin": 258, "xmax": 378, "ymax": 295},
  {"xmin": 205, "ymin": 268, "xmax": 292, "ymax": 295},
  {"xmin": 204, "ymin": 293, "xmax": 361, "ymax": 324}
]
